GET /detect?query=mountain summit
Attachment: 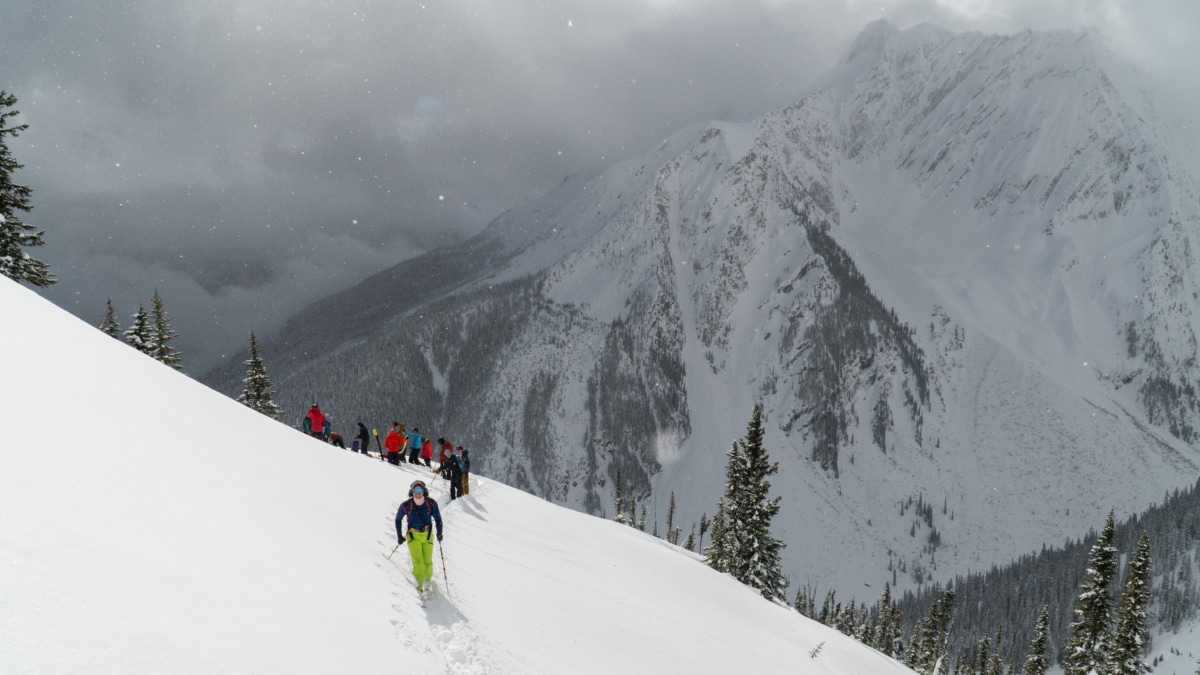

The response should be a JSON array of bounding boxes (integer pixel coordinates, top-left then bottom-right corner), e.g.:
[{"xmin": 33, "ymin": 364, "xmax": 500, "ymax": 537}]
[{"xmin": 206, "ymin": 21, "xmax": 1200, "ymax": 595}]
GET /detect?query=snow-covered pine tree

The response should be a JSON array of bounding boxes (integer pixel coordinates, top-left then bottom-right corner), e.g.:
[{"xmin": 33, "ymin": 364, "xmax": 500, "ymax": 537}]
[
  {"xmin": 237, "ymin": 331, "xmax": 284, "ymax": 420},
  {"xmin": 0, "ymin": 91, "xmax": 54, "ymax": 288},
  {"xmin": 703, "ymin": 497, "xmax": 729, "ymax": 573},
  {"xmin": 148, "ymin": 290, "xmax": 182, "ymax": 370},
  {"xmin": 909, "ymin": 586, "xmax": 955, "ymax": 675},
  {"xmin": 976, "ymin": 634, "xmax": 991, "ymax": 675},
  {"xmin": 698, "ymin": 513, "xmax": 709, "ymax": 552},
  {"xmin": 857, "ymin": 604, "xmax": 874, "ymax": 645},
  {"xmin": 1105, "ymin": 532, "xmax": 1152, "ymax": 675},
  {"xmin": 1064, "ymin": 509, "xmax": 1118, "ymax": 675},
  {"xmin": 723, "ymin": 403, "xmax": 788, "ymax": 600},
  {"xmin": 683, "ymin": 524, "xmax": 694, "ymax": 552},
  {"xmin": 874, "ymin": 582, "xmax": 903, "ymax": 658},
  {"xmin": 1024, "ymin": 605, "xmax": 1050, "ymax": 675},
  {"xmin": 987, "ymin": 625, "xmax": 1004, "ymax": 675},
  {"xmin": 124, "ymin": 304, "xmax": 152, "ymax": 355},
  {"xmin": 98, "ymin": 298, "xmax": 120, "ymax": 339}
]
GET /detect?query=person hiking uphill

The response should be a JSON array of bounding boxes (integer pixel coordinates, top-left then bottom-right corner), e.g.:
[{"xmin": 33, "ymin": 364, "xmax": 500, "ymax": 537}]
[{"xmin": 395, "ymin": 479, "xmax": 443, "ymax": 594}]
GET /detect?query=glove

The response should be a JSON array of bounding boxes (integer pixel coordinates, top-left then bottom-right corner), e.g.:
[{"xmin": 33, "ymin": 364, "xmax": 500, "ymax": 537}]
[{"xmin": 437, "ymin": 533, "xmax": 443, "ymax": 542}]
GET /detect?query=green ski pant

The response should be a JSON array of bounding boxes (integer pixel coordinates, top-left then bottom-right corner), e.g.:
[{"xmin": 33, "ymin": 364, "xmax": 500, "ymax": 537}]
[{"xmin": 407, "ymin": 531, "xmax": 435, "ymax": 586}]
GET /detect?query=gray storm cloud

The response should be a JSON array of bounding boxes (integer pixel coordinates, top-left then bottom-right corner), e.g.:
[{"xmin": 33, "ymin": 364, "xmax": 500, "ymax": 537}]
[{"xmin": 2, "ymin": 0, "xmax": 1194, "ymax": 373}]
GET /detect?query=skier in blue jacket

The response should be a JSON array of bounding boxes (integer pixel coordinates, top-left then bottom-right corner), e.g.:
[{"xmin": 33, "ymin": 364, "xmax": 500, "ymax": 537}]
[{"xmin": 395, "ymin": 480, "xmax": 444, "ymax": 594}]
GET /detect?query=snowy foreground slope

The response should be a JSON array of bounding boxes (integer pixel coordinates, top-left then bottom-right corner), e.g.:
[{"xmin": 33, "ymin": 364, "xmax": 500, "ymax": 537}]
[{"xmin": 1, "ymin": 275, "xmax": 913, "ymax": 674}]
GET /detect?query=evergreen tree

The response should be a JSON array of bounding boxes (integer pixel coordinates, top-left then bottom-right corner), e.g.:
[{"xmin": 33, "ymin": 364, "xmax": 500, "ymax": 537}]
[
  {"xmin": 98, "ymin": 298, "xmax": 120, "ymax": 339},
  {"xmin": 818, "ymin": 589, "xmax": 837, "ymax": 625},
  {"xmin": 1024, "ymin": 606, "xmax": 1051, "ymax": 675},
  {"xmin": 987, "ymin": 626, "xmax": 1004, "ymax": 675},
  {"xmin": 909, "ymin": 586, "xmax": 955, "ymax": 675},
  {"xmin": 683, "ymin": 524, "xmax": 695, "ymax": 552},
  {"xmin": 0, "ymin": 91, "xmax": 54, "ymax": 288},
  {"xmin": 148, "ymin": 289, "xmax": 182, "ymax": 370},
  {"xmin": 665, "ymin": 491, "xmax": 677, "ymax": 544},
  {"xmin": 976, "ymin": 635, "xmax": 991, "ymax": 675},
  {"xmin": 875, "ymin": 582, "xmax": 903, "ymax": 658},
  {"xmin": 793, "ymin": 584, "xmax": 816, "ymax": 618},
  {"xmin": 698, "ymin": 513, "xmax": 709, "ymax": 552},
  {"xmin": 704, "ymin": 497, "xmax": 729, "ymax": 573},
  {"xmin": 237, "ymin": 331, "xmax": 284, "ymax": 420},
  {"xmin": 1105, "ymin": 533, "xmax": 1152, "ymax": 675},
  {"xmin": 124, "ymin": 304, "xmax": 152, "ymax": 355},
  {"xmin": 721, "ymin": 404, "xmax": 788, "ymax": 600},
  {"xmin": 612, "ymin": 469, "xmax": 626, "ymax": 524},
  {"xmin": 1064, "ymin": 510, "xmax": 1118, "ymax": 675}
]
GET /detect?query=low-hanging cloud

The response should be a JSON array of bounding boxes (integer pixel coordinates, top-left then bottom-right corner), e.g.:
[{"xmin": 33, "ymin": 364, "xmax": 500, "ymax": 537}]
[{"xmin": 2, "ymin": 0, "xmax": 1194, "ymax": 373}]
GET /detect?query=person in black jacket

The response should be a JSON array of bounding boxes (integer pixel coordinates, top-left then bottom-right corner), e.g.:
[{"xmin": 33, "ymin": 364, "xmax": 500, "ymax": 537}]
[
  {"xmin": 447, "ymin": 446, "xmax": 467, "ymax": 501},
  {"xmin": 355, "ymin": 422, "xmax": 371, "ymax": 455}
]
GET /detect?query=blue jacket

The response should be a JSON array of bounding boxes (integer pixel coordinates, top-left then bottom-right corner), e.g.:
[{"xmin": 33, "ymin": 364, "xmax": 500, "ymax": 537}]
[
  {"xmin": 406, "ymin": 431, "xmax": 424, "ymax": 453},
  {"xmin": 396, "ymin": 497, "xmax": 443, "ymax": 540}
]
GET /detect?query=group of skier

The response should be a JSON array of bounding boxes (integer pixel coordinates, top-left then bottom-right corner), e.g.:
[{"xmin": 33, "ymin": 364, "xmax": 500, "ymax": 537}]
[
  {"xmin": 375, "ymin": 421, "xmax": 472, "ymax": 500},
  {"xmin": 302, "ymin": 404, "xmax": 469, "ymax": 597}
]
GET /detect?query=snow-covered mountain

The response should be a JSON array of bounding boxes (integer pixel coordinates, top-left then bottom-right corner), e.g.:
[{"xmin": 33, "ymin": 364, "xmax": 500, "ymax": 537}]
[
  {"xmin": 1, "ymin": 275, "xmax": 918, "ymax": 674},
  {"xmin": 204, "ymin": 20, "xmax": 1200, "ymax": 600}
]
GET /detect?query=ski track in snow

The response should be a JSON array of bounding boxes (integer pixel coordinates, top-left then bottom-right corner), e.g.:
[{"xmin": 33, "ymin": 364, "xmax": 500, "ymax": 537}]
[{"xmin": 377, "ymin": 475, "xmax": 502, "ymax": 675}]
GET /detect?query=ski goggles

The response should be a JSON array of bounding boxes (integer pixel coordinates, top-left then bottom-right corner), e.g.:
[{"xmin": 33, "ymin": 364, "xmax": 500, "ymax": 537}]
[{"xmin": 413, "ymin": 487, "xmax": 425, "ymax": 495}]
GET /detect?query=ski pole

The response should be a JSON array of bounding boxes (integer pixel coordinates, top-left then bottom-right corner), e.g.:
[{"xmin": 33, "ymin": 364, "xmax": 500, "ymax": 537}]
[
  {"xmin": 387, "ymin": 542, "xmax": 401, "ymax": 560},
  {"xmin": 438, "ymin": 539, "xmax": 449, "ymax": 596}
]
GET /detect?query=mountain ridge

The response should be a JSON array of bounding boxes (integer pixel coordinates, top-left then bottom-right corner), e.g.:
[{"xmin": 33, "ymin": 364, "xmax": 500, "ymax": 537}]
[{"xmin": 203, "ymin": 20, "xmax": 1200, "ymax": 599}]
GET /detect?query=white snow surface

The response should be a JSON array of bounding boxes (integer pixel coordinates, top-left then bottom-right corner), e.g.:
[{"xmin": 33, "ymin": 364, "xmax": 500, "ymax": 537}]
[{"xmin": 0, "ymin": 274, "xmax": 914, "ymax": 674}]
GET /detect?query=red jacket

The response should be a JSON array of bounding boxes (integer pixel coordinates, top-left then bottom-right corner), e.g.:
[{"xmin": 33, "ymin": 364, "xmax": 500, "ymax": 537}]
[
  {"xmin": 305, "ymin": 407, "xmax": 325, "ymax": 433},
  {"xmin": 384, "ymin": 430, "xmax": 403, "ymax": 454},
  {"xmin": 438, "ymin": 442, "xmax": 452, "ymax": 464},
  {"xmin": 421, "ymin": 438, "xmax": 434, "ymax": 460}
]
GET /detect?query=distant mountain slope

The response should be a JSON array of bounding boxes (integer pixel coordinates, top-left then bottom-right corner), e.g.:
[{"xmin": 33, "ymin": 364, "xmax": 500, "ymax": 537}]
[{"xmin": 204, "ymin": 20, "xmax": 1200, "ymax": 599}]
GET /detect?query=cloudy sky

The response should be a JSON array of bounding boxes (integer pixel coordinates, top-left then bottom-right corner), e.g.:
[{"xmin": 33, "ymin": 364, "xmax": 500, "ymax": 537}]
[{"xmin": 3, "ymin": 0, "xmax": 1196, "ymax": 374}]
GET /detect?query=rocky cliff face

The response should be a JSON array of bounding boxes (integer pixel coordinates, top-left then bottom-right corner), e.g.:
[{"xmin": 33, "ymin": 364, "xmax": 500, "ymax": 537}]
[{"xmin": 205, "ymin": 21, "xmax": 1200, "ymax": 594}]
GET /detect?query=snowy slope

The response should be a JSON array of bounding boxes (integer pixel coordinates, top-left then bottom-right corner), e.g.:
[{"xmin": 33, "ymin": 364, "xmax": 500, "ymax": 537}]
[{"xmin": 0, "ymin": 273, "xmax": 913, "ymax": 674}]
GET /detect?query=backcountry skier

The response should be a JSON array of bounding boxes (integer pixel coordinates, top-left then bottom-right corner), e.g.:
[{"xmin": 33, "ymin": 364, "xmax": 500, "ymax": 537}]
[{"xmin": 395, "ymin": 480, "xmax": 444, "ymax": 594}]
